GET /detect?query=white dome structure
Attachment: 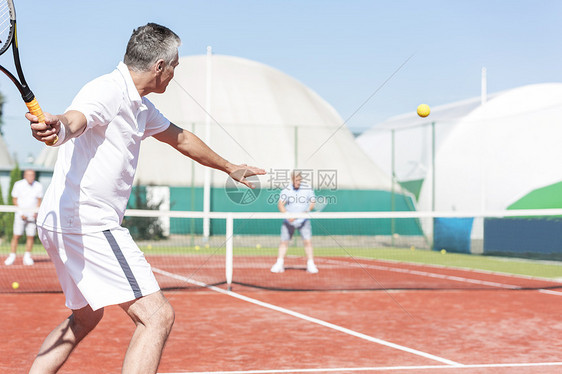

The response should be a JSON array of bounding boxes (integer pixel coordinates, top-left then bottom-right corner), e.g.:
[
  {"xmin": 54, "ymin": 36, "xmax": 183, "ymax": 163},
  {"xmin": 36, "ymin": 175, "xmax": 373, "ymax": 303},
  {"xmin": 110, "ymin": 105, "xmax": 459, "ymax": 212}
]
[
  {"xmin": 356, "ymin": 93, "xmax": 500, "ymax": 198},
  {"xmin": 418, "ymin": 83, "xmax": 562, "ymax": 212},
  {"xmin": 357, "ymin": 83, "xmax": 562, "ymax": 212},
  {"xmin": 138, "ymin": 54, "xmax": 393, "ymax": 190},
  {"xmin": 357, "ymin": 83, "xmax": 562, "ymax": 254}
]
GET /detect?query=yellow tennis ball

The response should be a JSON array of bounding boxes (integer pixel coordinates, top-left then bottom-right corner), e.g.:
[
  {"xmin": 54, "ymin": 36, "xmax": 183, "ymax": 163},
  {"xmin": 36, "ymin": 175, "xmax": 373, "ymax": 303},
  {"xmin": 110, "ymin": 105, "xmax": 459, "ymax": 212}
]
[
  {"xmin": 12, "ymin": 282, "xmax": 19, "ymax": 290},
  {"xmin": 440, "ymin": 249, "xmax": 447, "ymax": 254},
  {"xmin": 147, "ymin": 244, "xmax": 152, "ymax": 250},
  {"xmin": 256, "ymin": 243, "xmax": 262, "ymax": 249},
  {"xmin": 417, "ymin": 104, "xmax": 430, "ymax": 117},
  {"xmin": 194, "ymin": 245, "xmax": 200, "ymax": 250}
]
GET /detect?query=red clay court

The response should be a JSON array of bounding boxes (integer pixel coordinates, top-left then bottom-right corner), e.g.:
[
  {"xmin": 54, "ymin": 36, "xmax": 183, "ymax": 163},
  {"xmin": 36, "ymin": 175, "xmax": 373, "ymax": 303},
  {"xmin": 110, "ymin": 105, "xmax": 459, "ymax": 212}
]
[{"xmin": 2, "ymin": 253, "xmax": 562, "ymax": 374}]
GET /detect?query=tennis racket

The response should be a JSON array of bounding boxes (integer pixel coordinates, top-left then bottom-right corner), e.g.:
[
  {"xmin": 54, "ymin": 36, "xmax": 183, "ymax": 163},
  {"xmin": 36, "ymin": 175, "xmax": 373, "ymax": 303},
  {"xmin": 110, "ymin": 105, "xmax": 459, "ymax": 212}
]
[
  {"xmin": 0, "ymin": 0, "xmax": 57, "ymax": 145},
  {"xmin": 312, "ymin": 195, "xmax": 330, "ymax": 212}
]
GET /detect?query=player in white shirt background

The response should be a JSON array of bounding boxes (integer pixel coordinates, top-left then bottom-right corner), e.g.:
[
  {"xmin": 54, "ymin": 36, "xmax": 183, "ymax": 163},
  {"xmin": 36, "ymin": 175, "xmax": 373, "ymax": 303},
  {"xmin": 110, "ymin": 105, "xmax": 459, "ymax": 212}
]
[
  {"xmin": 27, "ymin": 23, "xmax": 265, "ymax": 374},
  {"xmin": 271, "ymin": 171, "xmax": 319, "ymax": 274},
  {"xmin": 4, "ymin": 169, "xmax": 43, "ymax": 266}
]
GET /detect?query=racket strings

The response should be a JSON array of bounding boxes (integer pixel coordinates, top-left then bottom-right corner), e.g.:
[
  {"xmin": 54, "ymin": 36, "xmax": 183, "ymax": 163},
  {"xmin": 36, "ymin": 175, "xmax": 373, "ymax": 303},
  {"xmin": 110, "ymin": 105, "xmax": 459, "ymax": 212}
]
[{"xmin": 0, "ymin": 0, "xmax": 11, "ymax": 50}]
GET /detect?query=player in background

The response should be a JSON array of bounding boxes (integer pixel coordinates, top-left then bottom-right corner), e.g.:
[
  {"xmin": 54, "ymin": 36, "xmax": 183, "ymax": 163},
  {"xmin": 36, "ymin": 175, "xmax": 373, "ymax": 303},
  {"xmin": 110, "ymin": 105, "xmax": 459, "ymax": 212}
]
[
  {"xmin": 271, "ymin": 171, "xmax": 318, "ymax": 274},
  {"xmin": 4, "ymin": 169, "xmax": 43, "ymax": 266}
]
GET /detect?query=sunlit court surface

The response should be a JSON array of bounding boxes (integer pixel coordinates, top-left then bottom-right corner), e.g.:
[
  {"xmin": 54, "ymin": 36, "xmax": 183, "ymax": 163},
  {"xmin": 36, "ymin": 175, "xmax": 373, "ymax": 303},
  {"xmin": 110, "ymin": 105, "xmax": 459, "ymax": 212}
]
[{"xmin": 2, "ymin": 223, "xmax": 562, "ymax": 374}]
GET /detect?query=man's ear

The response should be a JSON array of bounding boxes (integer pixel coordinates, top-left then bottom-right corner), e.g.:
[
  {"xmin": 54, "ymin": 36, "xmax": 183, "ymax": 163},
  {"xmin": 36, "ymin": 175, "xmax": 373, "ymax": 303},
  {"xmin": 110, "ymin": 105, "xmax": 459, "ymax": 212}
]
[{"xmin": 155, "ymin": 59, "xmax": 165, "ymax": 73}]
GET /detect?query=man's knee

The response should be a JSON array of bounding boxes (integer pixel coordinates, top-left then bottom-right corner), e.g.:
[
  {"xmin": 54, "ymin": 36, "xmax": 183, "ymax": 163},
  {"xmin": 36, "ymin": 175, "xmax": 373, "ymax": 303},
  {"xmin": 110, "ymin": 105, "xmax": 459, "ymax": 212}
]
[
  {"xmin": 125, "ymin": 292, "xmax": 175, "ymax": 332},
  {"xmin": 150, "ymin": 299, "xmax": 175, "ymax": 331},
  {"xmin": 159, "ymin": 301, "xmax": 175, "ymax": 332}
]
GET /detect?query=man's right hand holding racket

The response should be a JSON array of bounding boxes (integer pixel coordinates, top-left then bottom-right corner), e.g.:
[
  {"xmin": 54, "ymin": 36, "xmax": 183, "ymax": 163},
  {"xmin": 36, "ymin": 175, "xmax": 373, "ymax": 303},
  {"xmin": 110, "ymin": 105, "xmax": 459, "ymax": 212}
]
[{"xmin": 27, "ymin": 110, "xmax": 87, "ymax": 146}]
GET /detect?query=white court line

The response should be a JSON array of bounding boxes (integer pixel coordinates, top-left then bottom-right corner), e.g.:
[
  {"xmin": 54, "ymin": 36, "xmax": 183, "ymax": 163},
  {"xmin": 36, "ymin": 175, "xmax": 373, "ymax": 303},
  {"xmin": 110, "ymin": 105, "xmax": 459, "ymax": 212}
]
[
  {"xmin": 367, "ymin": 256, "xmax": 562, "ymax": 284},
  {"xmin": 153, "ymin": 268, "xmax": 463, "ymax": 367},
  {"xmin": 539, "ymin": 289, "xmax": 562, "ymax": 296},
  {"xmin": 318, "ymin": 258, "xmax": 562, "ymax": 297},
  {"xmin": 160, "ymin": 361, "xmax": 562, "ymax": 373},
  {"xmin": 319, "ymin": 258, "xmax": 520, "ymax": 289}
]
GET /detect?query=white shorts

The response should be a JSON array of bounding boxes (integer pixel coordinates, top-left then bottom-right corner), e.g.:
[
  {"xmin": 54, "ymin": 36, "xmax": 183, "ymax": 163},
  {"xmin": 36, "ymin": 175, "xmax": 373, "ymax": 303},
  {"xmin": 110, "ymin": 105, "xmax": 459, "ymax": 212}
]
[
  {"xmin": 13, "ymin": 215, "xmax": 37, "ymax": 237},
  {"xmin": 38, "ymin": 226, "xmax": 160, "ymax": 311}
]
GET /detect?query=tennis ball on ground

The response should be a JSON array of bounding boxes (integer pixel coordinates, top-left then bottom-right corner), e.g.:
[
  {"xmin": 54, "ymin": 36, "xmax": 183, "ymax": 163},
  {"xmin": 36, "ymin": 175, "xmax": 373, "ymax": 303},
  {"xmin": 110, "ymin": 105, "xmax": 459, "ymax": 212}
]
[
  {"xmin": 417, "ymin": 104, "xmax": 430, "ymax": 118},
  {"xmin": 147, "ymin": 244, "xmax": 152, "ymax": 250},
  {"xmin": 12, "ymin": 282, "xmax": 19, "ymax": 290},
  {"xmin": 440, "ymin": 249, "xmax": 447, "ymax": 254},
  {"xmin": 256, "ymin": 243, "xmax": 262, "ymax": 249},
  {"xmin": 410, "ymin": 246, "xmax": 415, "ymax": 251},
  {"xmin": 194, "ymin": 245, "xmax": 200, "ymax": 250}
]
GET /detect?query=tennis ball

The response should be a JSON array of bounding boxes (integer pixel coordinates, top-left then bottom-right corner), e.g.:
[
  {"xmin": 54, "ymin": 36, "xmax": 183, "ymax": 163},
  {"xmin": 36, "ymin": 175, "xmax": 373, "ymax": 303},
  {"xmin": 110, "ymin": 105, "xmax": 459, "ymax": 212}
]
[
  {"xmin": 256, "ymin": 243, "xmax": 262, "ymax": 249},
  {"xmin": 440, "ymin": 249, "xmax": 447, "ymax": 254},
  {"xmin": 417, "ymin": 104, "xmax": 430, "ymax": 118},
  {"xmin": 12, "ymin": 282, "xmax": 19, "ymax": 290},
  {"xmin": 410, "ymin": 246, "xmax": 415, "ymax": 251},
  {"xmin": 147, "ymin": 244, "xmax": 152, "ymax": 250},
  {"xmin": 205, "ymin": 244, "xmax": 210, "ymax": 249},
  {"xmin": 194, "ymin": 245, "xmax": 200, "ymax": 250}
]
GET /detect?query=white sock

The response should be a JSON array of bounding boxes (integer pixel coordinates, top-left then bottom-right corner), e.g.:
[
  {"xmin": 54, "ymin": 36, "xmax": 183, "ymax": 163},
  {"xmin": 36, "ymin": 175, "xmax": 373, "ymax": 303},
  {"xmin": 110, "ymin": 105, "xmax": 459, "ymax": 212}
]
[
  {"xmin": 24, "ymin": 252, "xmax": 31, "ymax": 258},
  {"xmin": 7, "ymin": 253, "xmax": 15, "ymax": 259}
]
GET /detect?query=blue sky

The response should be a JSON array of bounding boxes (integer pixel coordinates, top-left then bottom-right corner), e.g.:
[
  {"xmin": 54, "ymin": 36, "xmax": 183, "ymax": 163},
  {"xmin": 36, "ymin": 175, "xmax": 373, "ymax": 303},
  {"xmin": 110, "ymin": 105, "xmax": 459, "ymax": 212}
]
[{"xmin": 1, "ymin": 0, "xmax": 561, "ymax": 163}]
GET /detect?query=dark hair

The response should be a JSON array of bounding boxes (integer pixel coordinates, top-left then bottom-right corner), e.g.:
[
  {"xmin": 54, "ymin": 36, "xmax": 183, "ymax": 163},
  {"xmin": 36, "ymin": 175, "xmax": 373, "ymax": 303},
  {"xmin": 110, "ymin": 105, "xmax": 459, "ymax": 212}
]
[{"xmin": 124, "ymin": 23, "xmax": 181, "ymax": 71}]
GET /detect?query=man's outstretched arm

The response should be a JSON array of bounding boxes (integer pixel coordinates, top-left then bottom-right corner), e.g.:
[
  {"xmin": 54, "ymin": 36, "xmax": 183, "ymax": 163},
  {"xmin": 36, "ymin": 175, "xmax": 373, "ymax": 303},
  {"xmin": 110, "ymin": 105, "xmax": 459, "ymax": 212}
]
[{"xmin": 153, "ymin": 123, "xmax": 265, "ymax": 188}]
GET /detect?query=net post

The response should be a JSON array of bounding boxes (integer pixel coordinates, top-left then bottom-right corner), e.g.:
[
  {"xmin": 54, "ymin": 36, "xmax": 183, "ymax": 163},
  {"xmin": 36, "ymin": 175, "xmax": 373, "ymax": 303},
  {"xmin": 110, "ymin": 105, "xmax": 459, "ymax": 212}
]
[{"xmin": 225, "ymin": 213, "xmax": 234, "ymax": 291}]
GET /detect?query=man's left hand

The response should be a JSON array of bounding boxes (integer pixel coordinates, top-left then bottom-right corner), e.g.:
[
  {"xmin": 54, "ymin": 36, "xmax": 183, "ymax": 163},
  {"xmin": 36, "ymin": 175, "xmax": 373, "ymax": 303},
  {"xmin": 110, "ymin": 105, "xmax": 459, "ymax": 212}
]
[{"xmin": 227, "ymin": 164, "xmax": 266, "ymax": 189}]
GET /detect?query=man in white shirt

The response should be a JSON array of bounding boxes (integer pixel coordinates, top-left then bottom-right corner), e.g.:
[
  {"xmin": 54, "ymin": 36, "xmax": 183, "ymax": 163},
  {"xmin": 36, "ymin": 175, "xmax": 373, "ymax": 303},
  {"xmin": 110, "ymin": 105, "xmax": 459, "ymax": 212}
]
[
  {"xmin": 28, "ymin": 23, "xmax": 264, "ymax": 374},
  {"xmin": 270, "ymin": 171, "xmax": 318, "ymax": 274},
  {"xmin": 4, "ymin": 169, "xmax": 43, "ymax": 266}
]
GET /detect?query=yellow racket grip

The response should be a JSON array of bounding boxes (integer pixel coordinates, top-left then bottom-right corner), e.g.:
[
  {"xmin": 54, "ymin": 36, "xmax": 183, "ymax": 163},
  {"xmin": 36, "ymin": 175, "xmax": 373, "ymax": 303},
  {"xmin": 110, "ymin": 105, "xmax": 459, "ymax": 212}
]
[{"xmin": 26, "ymin": 98, "xmax": 58, "ymax": 146}]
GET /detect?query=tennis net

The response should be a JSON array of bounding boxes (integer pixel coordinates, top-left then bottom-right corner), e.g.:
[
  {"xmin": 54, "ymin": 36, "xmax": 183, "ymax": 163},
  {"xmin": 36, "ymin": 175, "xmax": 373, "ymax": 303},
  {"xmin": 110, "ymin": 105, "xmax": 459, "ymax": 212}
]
[{"xmin": 2, "ymin": 207, "xmax": 562, "ymax": 293}]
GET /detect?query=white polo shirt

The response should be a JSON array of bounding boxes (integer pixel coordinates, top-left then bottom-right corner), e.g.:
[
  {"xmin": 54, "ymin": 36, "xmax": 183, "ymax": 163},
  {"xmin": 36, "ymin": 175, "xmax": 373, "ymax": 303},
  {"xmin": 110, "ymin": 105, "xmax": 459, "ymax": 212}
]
[
  {"xmin": 37, "ymin": 62, "xmax": 170, "ymax": 234},
  {"xmin": 12, "ymin": 179, "xmax": 43, "ymax": 216},
  {"xmin": 279, "ymin": 184, "xmax": 315, "ymax": 226},
  {"xmin": 279, "ymin": 184, "xmax": 315, "ymax": 213}
]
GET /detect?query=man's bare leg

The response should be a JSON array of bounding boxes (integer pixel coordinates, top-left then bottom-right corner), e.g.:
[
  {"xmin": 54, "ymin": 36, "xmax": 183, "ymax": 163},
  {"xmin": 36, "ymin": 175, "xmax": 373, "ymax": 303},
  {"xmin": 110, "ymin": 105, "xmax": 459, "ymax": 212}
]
[
  {"xmin": 10, "ymin": 234, "xmax": 20, "ymax": 255},
  {"xmin": 271, "ymin": 241, "xmax": 289, "ymax": 272},
  {"xmin": 120, "ymin": 291, "xmax": 174, "ymax": 374},
  {"xmin": 304, "ymin": 239, "xmax": 318, "ymax": 273},
  {"xmin": 277, "ymin": 240, "xmax": 289, "ymax": 260},
  {"xmin": 25, "ymin": 235, "xmax": 35, "ymax": 253},
  {"xmin": 29, "ymin": 305, "xmax": 104, "ymax": 374},
  {"xmin": 4, "ymin": 234, "xmax": 21, "ymax": 265},
  {"xmin": 303, "ymin": 239, "xmax": 314, "ymax": 261}
]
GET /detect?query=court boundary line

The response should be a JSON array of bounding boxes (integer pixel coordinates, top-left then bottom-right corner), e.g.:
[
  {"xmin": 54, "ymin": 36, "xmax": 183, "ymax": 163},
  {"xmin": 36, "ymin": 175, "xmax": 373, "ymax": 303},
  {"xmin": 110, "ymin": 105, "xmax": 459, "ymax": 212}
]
[
  {"xmin": 318, "ymin": 258, "xmax": 520, "ymax": 289},
  {"xmin": 153, "ymin": 267, "xmax": 463, "ymax": 367},
  {"xmin": 360, "ymin": 256, "xmax": 562, "ymax": 284},
  {"xmin": 539, "ymin": 289, "xmax": 562, "ymax": 296},
  {"xmin": 316, "ymin": 257, "xmax": 562, "ymax": 296},
  {"xmin": 159, "ymin": 361, "xmax": 562, "ymax": 373}
]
